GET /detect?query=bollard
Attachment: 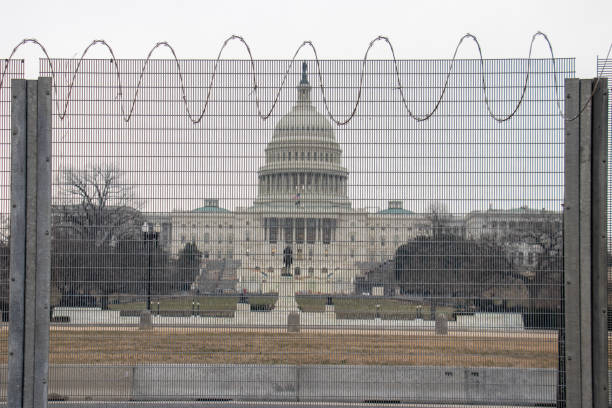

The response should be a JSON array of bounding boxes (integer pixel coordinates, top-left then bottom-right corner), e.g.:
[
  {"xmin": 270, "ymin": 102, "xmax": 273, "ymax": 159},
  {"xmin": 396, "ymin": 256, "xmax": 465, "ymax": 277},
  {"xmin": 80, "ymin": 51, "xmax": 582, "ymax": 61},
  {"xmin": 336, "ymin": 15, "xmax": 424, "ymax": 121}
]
[
  {"xmin": 287, "ymin": 312, "xmax": 300, "ymax": 333},
  {"xmin": 435, "ymin": 313, "xmax": 448, "ymax": 335}
]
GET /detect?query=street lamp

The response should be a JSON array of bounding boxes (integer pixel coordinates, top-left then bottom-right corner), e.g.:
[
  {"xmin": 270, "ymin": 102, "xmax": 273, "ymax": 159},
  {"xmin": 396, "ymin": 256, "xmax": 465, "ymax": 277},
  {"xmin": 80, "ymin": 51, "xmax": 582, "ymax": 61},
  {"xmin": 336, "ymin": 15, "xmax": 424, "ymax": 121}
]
[{"xmin": 142, "ymin": 222, "xmax": 160, "ymax": 311}]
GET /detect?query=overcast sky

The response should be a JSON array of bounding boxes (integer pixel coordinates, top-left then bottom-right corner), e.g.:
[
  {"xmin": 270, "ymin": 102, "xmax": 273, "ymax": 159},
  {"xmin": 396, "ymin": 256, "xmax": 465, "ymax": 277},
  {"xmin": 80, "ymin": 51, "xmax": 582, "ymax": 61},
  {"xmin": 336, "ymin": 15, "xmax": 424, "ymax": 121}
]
[
  {"xmin": 0, "ymin": 0, "xmax": 610, "ymax": 78},
  {"xmin": 0, "ymin": 0, "xmax": 609, "ymax": 218}
]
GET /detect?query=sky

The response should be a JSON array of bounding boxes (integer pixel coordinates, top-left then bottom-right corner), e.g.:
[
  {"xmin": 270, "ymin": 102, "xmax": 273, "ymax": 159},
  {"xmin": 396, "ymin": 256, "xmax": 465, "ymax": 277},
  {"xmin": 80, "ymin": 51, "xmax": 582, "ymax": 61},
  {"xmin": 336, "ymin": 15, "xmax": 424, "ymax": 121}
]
[
  {"xmin": 0, "ymin": 0, "xmax": 609, "ymax": 217},
  {"xmin": 0, "ymin": 0, "xmax": 610, "ymax": 78}
]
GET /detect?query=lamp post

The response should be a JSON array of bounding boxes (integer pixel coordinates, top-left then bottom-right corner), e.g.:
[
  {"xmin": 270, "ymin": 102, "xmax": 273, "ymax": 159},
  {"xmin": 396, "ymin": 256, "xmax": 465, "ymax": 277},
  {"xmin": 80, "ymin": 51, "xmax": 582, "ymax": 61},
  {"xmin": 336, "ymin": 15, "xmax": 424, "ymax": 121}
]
[{"xmin": 142, "ymin": 222, "xmax": 160, "ymax": 311}]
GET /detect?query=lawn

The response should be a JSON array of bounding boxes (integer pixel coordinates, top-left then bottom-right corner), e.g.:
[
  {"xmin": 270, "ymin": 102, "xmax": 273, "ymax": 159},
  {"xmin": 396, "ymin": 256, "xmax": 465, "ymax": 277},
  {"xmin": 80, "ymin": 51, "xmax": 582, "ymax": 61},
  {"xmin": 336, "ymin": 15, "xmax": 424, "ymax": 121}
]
[
  {"xmin": 0, "ymin": 328, "xmax": 559, "ymax": 368},
  {"xmin": 108, "ymin": 295, "xmax": 455, "ymax": 320}
]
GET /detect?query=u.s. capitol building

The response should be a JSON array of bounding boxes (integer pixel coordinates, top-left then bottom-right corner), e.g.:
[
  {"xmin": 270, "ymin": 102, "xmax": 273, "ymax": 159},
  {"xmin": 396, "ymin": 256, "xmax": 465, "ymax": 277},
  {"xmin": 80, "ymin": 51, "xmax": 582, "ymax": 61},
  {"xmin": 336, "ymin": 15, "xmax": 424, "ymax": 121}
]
[
  {"xmin": 165, "ymin": 65, "xmax": 429, "ymax": 294},
  {"xmin": 157, "ymin": 64, "xmax": 560, "ymax": 295}
]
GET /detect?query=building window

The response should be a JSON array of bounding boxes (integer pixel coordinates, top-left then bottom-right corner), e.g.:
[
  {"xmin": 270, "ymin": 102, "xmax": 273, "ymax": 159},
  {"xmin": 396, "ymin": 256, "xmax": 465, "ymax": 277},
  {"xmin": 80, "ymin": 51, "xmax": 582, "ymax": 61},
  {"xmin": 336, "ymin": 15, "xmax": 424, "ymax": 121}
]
[
  {"xmin": 297, "ymin": 248, "xmax": 303, "ymax": 260},
  {"xmin": 308, "ymin": 247, "xmax": 313, "ymax": 259},
  {"xmin": 294, "ymin": 267, "xmax": 301, "ymax": 276},
  {"xmin": 528, "ymin": 252, "xmax": 534, "ymax": 265},
  {"xmin": 322, "ymin": 268, "xmax": 328, "ymax": 276},
  {"xmin": 322, "ymin": 219, "xmax": 332, "ymax": 244},
  {"xmin": 324, "ymin": 248, "xmax": 329, "ymax": 257},
  {"xmin": 203, "ymin": 251, "xmax": 209, "ymax": 259},
  {"xmin": 269, "ymin": 218, "xmax": 279, "ymax": 244},
  {"xmin": 181, "ymin": 235, "xmax": 185, "ymax": 243},
  {"xmin": 271, "ymin": 248, "xmax": 277, "ymax": 255},
  {"xmin": 350, "ymin": 233, "xmax": 355, "ymax": 242},
  {"xmin": 381, "ymin": 237, "xmax": 385, "ymax": 246},
  {"xmin": 350, "ymin": 249, "xmax": 355, "ymax": 258},
  {"xmin": 268, "ymin": 267, "xmax": 274, "ymax": 275},
  {"xmin": 203, "ymin": 232, "xmax": 210, "ymax": 243},
  {"xmin": 284, "ymin": 218, "xmax": 293, "ymax": 243},
  {"xmin": 306, "ymin": 219, "xmax": 316, "ymax": 244},
  {"xmin": 245, "ymin": 231, "xmax": 250, "ymax": 242},
  {"xmin": 295, "ymin": 218, "xmax": 305, "ymax": 244},
  {"xmin": 308, "ymin": 267, "xmax": 314, "ymax": 276}
]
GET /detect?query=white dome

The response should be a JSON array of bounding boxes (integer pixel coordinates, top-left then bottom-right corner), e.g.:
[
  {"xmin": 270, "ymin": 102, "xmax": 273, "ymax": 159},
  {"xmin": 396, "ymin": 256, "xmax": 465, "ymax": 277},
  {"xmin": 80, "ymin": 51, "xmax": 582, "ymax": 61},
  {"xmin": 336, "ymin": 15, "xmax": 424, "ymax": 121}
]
[{"xmin": 254, "ymin": 62, "xmax": 350, "ymax": 210}]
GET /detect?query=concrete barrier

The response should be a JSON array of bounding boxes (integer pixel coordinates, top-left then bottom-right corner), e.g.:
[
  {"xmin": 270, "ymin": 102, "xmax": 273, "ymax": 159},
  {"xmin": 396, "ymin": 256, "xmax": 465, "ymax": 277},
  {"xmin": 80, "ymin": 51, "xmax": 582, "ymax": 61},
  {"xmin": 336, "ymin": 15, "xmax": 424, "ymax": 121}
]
[
  {"xmin": 133, "ymin": 364, "xmax": 297, "ymax": 401},
  {"xmin": 297, "ymin": 365, "xmax": 557, "ymax": 405},
  {"xmin": 1, "ymin": 364, "xmax": 602, "ymax": 404},
  {"xmin": 0, "ymin": 364, "xmax": 564, "ymax": 404},
  {"xmin": 49, "ymin": 365, "xmax": 133, "ymax": 401}
]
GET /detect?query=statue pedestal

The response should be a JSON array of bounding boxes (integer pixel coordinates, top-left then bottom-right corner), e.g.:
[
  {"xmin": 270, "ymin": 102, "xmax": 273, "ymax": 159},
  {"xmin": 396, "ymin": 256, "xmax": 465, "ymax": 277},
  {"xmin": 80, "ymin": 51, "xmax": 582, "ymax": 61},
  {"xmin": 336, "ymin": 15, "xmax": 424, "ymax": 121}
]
[{"xmin": 275, "ymin": 275, "xmax": 299, "ymax": 313}]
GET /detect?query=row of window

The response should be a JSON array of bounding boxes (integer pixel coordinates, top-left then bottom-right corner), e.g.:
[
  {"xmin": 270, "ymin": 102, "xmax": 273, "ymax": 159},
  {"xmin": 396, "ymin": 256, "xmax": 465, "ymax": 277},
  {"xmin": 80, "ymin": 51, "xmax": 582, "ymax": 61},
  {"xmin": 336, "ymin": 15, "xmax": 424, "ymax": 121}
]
[
  {"xmin": 255, "ymin": 266, "xmax": 332, "ymax": 277},
  {"xmin": 268, "ymin": 150, "xmax": 339, "ymax": 163},
  {"xmin": 181, "ymin": 233, "xmax": 406, "ymax": 247}
]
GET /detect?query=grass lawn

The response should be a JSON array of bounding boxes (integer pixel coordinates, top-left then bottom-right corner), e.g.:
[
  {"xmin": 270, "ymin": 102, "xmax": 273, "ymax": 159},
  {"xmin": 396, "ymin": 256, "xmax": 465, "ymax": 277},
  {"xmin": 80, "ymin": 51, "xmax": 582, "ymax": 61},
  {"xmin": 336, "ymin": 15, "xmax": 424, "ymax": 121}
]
[
  {"xmin": 108, "ymin": 295, "xmax": 455, "ymax": 320},
  {"xmin": 0, "ymin": 328, "xmax": 559, "ymax": 368}
]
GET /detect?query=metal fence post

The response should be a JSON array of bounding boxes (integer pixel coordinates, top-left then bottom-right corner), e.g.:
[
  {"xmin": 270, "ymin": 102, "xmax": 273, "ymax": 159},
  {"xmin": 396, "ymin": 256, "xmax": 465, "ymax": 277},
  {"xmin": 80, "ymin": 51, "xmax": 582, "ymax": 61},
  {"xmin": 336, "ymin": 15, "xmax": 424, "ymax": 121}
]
[
  {"xmin": 564, "ymin": 77, "xmax": 609, "ymax": 408},
  {"xmin": 8, "ymin": 78, "xmax": 27, "ymax": 408},
  {"xmin": 7, "ymin": 78, "xmax": 52, "ymax": 408},
  {"xmin": 590, "ymin": 77, "xmax": 608, "ymax": 408},
  {"xmin": 33, "ymin": 76, "xmax": 52, "ymax": 407}
]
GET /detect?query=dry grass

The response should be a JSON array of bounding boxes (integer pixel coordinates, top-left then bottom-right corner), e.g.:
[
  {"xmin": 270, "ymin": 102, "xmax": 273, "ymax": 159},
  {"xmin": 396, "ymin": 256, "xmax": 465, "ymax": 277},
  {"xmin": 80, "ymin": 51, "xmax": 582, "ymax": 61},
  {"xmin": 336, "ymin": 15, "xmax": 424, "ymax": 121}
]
[{"xmin": 0, "ymin": 328, "xmax": 559, "ymax": 368}]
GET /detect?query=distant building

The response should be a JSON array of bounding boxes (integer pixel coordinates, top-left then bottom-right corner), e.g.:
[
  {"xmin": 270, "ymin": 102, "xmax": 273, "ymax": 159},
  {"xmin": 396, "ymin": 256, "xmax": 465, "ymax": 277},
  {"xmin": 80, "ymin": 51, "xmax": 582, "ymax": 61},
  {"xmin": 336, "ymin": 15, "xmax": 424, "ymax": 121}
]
[{"xmin": 464, "ymin": 206, "xmax": 562, "ymax": 278}]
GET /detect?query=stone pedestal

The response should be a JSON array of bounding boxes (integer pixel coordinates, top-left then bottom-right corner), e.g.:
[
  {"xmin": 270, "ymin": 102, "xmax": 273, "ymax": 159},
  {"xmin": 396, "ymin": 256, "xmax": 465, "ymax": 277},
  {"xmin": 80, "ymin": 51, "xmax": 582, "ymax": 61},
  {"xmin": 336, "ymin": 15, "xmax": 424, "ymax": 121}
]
[
  {"xmin": 139, "ymin": 310, "xmax": 152, "ymax": 330},
  {"xmin": 435, "ymin": 313, "xmax": 448, "ymax": 335},
  {"xmin": 275, "ymin": 276, "xmax": 299, "ymax": 313},
  {"xmin": 287, "ymin": 312, "xmax": 300, "ymax": 332}
]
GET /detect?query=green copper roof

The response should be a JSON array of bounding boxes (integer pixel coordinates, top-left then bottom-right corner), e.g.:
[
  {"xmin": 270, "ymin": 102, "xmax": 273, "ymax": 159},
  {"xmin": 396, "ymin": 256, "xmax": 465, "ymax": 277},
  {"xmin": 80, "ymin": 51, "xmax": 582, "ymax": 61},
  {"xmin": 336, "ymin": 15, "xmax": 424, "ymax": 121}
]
[
  {"xmin": 193, "ymin": 206, "xmax": 230, "ymax": 213},
  {"xmin": 377, "ymin": 208, "xmax": 414, "ymax": 215}
]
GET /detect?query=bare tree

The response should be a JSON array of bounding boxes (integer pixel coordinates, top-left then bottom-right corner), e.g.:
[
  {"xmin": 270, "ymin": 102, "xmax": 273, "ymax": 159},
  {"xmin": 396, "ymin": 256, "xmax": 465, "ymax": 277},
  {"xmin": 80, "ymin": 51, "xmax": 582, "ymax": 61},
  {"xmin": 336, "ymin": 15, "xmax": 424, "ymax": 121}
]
[
  {"xmin": 53, "ymin": 164, "xmax": 147, "ymax": 306},
  {"xmin": 55, "ymin": 164, "xmax": 143, "ymax": 247}
]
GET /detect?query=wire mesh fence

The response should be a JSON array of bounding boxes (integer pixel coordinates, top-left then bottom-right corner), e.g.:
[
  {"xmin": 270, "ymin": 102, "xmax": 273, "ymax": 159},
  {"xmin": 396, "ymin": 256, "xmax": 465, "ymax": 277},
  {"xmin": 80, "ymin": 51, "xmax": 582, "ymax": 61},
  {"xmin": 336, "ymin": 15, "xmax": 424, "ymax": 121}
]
[
  {"xmin": 0, "ymin": 57, "xmax": 577, "ymax": 404},
  {"xmin": 0, "ymin": 59, "xmax": 24, "ymax": 399},
  {"xmin": 597, "ymin": 56, "xmax": 612, "ymax": 404}
]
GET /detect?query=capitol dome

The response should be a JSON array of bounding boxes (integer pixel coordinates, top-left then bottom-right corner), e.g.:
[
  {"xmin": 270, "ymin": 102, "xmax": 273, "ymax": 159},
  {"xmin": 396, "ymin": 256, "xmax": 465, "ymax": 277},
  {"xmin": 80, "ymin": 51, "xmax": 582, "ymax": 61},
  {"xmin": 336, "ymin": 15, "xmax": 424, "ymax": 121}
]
[{"xmin": 255, "ymin": 62, "xmax": 350, "ymax": 210}]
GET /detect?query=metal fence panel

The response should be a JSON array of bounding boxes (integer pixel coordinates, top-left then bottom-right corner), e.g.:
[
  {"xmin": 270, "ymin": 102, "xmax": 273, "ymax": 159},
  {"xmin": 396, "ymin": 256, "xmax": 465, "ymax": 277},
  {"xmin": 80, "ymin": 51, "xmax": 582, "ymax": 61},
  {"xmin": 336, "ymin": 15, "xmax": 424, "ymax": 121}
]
[
  {"xmin": 0, "ymin": 59, "xmax": 25, "ymax": 399},
  {"xmin": 39, "ymin": 57, "xmax": 574, "ymax": 404}
]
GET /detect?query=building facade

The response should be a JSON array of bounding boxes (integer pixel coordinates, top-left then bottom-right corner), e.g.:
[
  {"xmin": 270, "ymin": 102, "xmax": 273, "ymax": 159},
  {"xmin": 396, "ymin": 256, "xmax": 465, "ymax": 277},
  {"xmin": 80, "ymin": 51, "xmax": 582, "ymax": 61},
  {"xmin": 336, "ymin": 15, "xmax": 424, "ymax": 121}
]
[
  {"xmin": 166, "ymin": 65, "xmax": 429, "ymax": 294},
  {"xmin": 157, "ymin": 66, "xmax": 562, "ymax": 295}
]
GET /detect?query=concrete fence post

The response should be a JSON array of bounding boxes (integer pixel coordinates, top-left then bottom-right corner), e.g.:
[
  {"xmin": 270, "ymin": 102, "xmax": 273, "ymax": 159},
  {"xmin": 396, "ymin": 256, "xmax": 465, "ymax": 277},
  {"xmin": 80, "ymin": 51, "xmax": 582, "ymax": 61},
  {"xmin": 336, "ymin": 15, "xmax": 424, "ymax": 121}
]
[
  {"xmin": 7, "ymin": 78, "xmax": 52, "ymax": 408},
  {"xmin": 564, "ymin": 77, "xmax": 609, "ymax": 408}
]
